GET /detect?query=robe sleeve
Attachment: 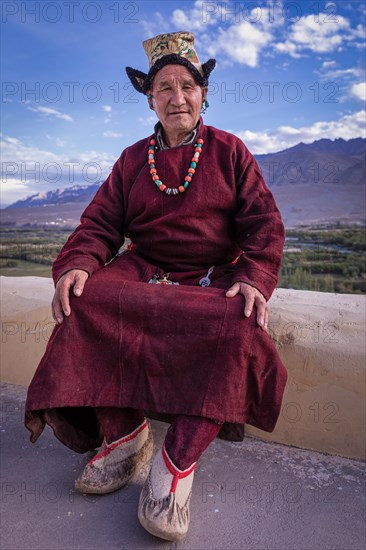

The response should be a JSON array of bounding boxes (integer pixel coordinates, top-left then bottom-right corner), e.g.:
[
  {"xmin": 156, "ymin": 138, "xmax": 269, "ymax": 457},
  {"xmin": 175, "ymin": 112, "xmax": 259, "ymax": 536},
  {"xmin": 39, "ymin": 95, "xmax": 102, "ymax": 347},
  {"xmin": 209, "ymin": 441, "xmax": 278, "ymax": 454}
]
[
  {"xmin": 52, "ymin": 153, "xmax": 125, "ymax": 285},
  {"xmin": 231, "ymin": 144, "xmax": 285, "ymax": 301}
]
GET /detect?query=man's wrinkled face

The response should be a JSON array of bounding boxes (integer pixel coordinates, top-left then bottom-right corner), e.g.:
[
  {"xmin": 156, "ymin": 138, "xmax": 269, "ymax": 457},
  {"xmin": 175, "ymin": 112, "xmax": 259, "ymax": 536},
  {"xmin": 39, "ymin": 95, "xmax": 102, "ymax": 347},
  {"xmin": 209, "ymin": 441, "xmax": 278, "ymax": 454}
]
[{"xmin": 149, "ymin": 65, "xmax": 205, "ymax": 141}]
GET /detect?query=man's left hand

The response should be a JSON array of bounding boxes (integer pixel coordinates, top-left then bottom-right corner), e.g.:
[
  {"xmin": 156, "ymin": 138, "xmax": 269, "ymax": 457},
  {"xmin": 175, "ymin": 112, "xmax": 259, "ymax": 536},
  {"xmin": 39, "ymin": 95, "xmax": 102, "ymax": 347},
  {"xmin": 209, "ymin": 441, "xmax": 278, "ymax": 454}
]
[{"xmin": 226, "ymin": 282, "xmax": 268, "ymax": 330}]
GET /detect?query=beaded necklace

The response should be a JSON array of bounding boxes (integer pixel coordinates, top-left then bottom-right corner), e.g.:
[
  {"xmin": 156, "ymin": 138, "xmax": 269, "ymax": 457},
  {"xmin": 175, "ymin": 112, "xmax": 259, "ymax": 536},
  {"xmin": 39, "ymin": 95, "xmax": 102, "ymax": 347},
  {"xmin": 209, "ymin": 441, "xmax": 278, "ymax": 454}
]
[{"xmin": 148, "ymin": 137, "xmax": 204, "ymax": 195}]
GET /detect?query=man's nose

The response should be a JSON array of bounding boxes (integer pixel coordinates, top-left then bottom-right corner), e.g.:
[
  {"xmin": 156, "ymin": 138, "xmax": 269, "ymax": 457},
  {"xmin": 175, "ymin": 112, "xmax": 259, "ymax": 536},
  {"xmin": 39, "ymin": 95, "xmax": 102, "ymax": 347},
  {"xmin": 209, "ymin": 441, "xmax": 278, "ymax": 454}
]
[{"xmin": 170, "ymin": 87, "xmax": 185, "ymax": 106}]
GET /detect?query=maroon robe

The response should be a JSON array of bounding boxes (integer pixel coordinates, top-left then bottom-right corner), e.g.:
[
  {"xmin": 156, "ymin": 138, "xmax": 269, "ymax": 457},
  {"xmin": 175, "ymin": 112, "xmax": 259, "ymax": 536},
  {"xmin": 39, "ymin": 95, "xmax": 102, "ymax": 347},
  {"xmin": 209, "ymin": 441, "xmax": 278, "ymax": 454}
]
[{"xmin": 25, "ymin": 119, "xmax": 288, "ymax": 453}]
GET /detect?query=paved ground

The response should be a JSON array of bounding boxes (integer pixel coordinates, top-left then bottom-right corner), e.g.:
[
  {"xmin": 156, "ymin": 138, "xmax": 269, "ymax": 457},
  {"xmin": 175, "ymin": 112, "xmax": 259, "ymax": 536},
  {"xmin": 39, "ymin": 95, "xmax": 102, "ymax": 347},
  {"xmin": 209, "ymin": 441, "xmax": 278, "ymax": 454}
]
[{"xmin": 1, "ymin": 382, "xmax": 365, "ymax": 550}]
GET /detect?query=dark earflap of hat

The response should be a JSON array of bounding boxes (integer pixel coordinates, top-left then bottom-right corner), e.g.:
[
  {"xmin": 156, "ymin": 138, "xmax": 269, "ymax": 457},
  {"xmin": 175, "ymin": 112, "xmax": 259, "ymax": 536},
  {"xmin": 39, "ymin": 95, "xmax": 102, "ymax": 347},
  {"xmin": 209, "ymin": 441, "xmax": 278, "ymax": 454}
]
[
  {"xmin": 125, "ymin": 67, "xmax": 148, "ymax": 94},
  {"xmin": 202, "ymin": 59, "xmax": 216, "ymax": 82}
]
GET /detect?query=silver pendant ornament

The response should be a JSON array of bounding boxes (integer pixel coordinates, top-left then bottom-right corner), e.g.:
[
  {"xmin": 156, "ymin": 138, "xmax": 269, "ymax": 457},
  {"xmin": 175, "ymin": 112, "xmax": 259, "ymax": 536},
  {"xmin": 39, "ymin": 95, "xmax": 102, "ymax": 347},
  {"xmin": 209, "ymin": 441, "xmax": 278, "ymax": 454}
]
[{"xmin": 198, "ymin": 266, "xmax": 215, "ymax": 287}]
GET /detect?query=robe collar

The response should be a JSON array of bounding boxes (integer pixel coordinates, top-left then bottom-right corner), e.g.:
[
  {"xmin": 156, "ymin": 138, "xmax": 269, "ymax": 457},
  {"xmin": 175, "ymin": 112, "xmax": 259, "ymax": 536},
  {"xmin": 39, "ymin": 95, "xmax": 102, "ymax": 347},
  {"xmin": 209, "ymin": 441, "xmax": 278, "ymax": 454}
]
[{"xmin": 154, "ymin": 119, "xmax": 201, "ymax": 150}]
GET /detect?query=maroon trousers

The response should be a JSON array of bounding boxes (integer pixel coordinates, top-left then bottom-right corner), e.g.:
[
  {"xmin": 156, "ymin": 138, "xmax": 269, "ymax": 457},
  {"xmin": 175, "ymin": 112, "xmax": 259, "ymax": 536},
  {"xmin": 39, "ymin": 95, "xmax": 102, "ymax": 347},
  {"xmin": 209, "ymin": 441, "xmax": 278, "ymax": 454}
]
[{"xmin": 96, "ymin": 407, "xmax": 222, "ymax": 470}]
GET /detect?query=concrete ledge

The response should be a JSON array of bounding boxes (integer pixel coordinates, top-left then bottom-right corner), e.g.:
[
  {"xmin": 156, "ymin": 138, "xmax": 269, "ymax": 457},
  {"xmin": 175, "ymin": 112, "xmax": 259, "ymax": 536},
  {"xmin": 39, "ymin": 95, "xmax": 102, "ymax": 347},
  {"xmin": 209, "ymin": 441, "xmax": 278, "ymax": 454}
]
[
  {"xmin": 1, "ymin": 276, "xmax": 365, "ymax": 460},
  {"xmin": 248, "ymin": 289, "xmax": 365, "ymax": 461}
]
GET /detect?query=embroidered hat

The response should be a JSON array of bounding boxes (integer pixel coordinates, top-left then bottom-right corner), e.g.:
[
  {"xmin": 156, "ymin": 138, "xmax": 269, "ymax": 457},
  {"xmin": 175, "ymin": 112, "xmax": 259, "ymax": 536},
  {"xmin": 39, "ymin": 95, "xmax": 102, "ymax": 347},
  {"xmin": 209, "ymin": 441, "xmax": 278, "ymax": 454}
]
[{"xmin": 126, "ymin": 31, "xmax": 216, "ymax": 94}]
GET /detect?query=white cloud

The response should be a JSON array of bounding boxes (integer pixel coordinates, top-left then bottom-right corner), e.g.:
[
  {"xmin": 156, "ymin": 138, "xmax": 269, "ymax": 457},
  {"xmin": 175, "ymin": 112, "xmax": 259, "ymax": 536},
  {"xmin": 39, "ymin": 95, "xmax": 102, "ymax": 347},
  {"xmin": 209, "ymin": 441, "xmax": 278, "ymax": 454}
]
[
  {"xmin": 2, "ymin": 134, "xmax": 61, "ymax": 164},
  {"xmin": 141, "ymin": 11, "xmax": 170, "ymax": 38},
  {"xmin": 350, "ymin": 83, "xmax": 366, "ymax": 101},
  {"xmin": 102, "ymin": 105, "xmax": 114, "ymax": 123},
  {"xmin": 233, "ymin": 110, "xmax": 366, "ymax": 154},
  {"xmin": 46, "ymin": 134, "xmax": 67, "ymax": 147},
  {"xmin": 314, "ymin": 62, "xmax": 365, "ymax": 103},
  {"xmin": 207, "ymin": 22, "xmax": 272, "ymax": 67},
  {"xmin": 171, "ymin": 2, "xmax": 212, "ymax": 31},
  {"xmin": 170, "ymin": 1, "xmax": 283, "ymax": 67},
  {"xmin": 103, "ymin": 131, "xmax": 123, "ymax": 138},
  {"xmin": 0, "ymin": 134, "xmax": 116, "ymax": 204},
  {"xmin": 171, "ymin": 8, "xmax": 196, "ymax": 28},
  {"xmin": 348, "ymin": 23, "xmax": 366, "ymax": 42},
  {"xmin": 323, "ymin": 67, "xmax": 362, "ymax": 80},
  {"xmin": 138, "ymin": 115, "xmax": 157, "ymax": 127},
  {"xmin": 322, "ymin": 61, "xmax": 337, "ymax": 69},
  {"xmin": 275, "ymin": 13, "xmax": 361, "ymax": 57},
  {"xmin": 27, "ymin": 106, "xmax": 73, "ymax": 122},
  {"xmin": 0, "ymin": 178, "xmax": 30, "ymax": 207},
  {"xmin": 55, "ymin": 137, "xmax": 66, "ymax": 147},
  {"xmin": 318, "ymin": 61, "xmax": 363, "ymax": 79},
  {"xmin": 142, "ymin": 3, "xmax": 363, "ymax": 70},
  {"xmin": 171, "ymin": 0, "xmax": 284, "ymax": 32},
  {"xmin": 4, "ymin": 137, "xmax": 21, "ymax": 145},
  {"xmin": 275, "ymin": 40, "xmax": 302, "ymax": 58}
]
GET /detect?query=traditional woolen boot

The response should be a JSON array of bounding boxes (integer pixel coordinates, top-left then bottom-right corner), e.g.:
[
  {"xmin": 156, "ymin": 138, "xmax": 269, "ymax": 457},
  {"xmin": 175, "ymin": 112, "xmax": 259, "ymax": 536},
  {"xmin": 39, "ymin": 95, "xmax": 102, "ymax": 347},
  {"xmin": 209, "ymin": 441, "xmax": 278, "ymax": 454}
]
[
  {"xmin": 75, "ymin": 419, "xmax": 153, "ymax": 494},
  {"xmin": 138, "ymin": 444, "xmax": 196, "ymax": 541}
]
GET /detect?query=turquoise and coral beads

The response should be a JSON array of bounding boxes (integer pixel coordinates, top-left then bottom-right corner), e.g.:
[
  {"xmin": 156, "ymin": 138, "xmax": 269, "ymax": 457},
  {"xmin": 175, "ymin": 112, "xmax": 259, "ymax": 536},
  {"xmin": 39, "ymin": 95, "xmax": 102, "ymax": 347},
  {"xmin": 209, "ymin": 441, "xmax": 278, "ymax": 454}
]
[{"xmin": 148, "ymin": 138, "xmax": 204, "ymax": 195}]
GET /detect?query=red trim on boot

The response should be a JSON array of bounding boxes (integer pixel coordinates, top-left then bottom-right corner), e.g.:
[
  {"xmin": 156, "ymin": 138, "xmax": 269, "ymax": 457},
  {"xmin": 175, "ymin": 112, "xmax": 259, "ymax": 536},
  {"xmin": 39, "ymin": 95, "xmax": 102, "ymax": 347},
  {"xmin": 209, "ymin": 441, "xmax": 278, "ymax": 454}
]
[
  {"xmin": 162, "ymin": 445, "xmax": 197, "ymax": 493},
  {"xmin": 89, "ymin": 419, "xmax": 148, "ymax": 465}
]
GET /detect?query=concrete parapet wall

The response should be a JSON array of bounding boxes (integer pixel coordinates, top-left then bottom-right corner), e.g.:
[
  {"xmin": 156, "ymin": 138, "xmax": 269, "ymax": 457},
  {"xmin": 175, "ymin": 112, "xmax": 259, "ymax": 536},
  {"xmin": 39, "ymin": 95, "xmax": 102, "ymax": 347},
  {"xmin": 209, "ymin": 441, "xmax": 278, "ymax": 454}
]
[
  {"xmin": 1, "ymin": 276, "xmax": 365, "ymax": 460},
  {"xmin": 248, "ymin": 288, "xmax": 365, "ymax": 461}
]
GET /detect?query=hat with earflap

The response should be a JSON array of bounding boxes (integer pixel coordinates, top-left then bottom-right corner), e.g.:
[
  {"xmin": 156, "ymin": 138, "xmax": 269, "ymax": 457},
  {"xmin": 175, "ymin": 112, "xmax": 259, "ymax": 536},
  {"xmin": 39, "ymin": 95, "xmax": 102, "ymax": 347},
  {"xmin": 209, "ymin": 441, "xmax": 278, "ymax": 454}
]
[{"xmin": 126, "ymin": 31, "xmax": 216, "ymax": 94}]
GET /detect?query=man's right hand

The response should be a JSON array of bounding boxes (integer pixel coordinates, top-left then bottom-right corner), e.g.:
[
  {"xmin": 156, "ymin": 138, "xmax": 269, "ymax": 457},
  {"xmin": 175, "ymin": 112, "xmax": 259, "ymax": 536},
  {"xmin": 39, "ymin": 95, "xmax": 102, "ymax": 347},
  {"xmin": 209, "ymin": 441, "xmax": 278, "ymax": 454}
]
[{"xmin": 52, "ymin": 269, "xmax": 89, "ymax": 324}]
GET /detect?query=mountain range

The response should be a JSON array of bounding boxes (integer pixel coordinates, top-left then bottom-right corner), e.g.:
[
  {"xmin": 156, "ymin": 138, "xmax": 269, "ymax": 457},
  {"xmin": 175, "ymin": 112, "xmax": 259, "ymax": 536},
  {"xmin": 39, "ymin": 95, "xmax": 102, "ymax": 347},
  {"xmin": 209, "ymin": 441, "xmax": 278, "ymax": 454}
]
[
  {"xmin": 256, "ymin": 137, "xmax": 365, "ymax": 187},
  {"xmin": 5, "ymin": 183, "xmax": 102, "ymax": 209},
  {"xmin": 1, "ymin": 137, "xmax": 365, "ymax": 228}
]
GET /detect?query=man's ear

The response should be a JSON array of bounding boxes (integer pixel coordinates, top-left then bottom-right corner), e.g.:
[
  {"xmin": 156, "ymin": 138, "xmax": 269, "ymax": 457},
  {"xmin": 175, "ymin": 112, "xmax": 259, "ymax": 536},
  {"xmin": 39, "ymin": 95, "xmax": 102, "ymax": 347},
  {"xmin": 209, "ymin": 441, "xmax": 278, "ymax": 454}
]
[
  {"xmin": 202, "ymin": 86, "xmax": 208, "ymax": 101},
  {"xmin": 146, "ymin": 89, "xmax": 154, "ymax": 111}
]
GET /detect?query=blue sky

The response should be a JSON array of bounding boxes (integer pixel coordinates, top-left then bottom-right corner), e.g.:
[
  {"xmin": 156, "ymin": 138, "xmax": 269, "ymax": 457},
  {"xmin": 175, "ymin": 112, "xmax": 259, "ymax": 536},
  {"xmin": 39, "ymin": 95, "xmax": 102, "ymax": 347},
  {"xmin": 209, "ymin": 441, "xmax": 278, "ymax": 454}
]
[{"xmin": 1, "ymin": 0, "xmax": 365, "ymax": 205}]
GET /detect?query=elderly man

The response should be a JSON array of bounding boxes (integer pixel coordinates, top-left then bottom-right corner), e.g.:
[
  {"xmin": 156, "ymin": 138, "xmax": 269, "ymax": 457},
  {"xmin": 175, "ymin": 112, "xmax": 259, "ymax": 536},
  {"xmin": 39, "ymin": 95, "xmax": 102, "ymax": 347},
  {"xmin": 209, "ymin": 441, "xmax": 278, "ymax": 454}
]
[{"xmin": 25, "ymin": 32, "xmax": 287, "ymax": 541}]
